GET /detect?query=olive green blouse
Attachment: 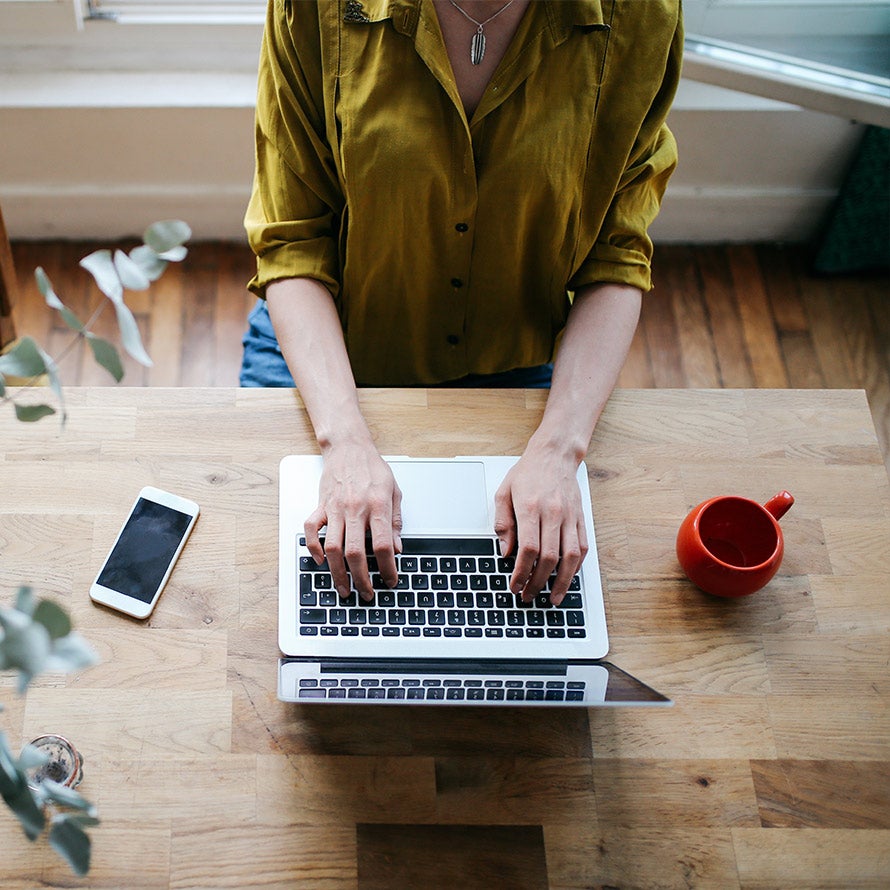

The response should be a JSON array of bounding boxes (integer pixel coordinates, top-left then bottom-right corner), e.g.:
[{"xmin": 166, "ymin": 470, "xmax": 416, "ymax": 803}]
[{"xmin": 245, "ymin": 0, "xmax": 682, "ymax": 385}]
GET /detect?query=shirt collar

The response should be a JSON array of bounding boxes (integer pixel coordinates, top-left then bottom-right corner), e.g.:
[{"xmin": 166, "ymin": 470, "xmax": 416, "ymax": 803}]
[{"xmin": 344, "ymin": 1, "xmax": 608, "ymax": 35}]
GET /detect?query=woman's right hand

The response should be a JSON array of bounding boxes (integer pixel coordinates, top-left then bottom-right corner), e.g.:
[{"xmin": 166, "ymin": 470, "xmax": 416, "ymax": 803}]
[{"xmin": 303, "ymin": 440, "xmax": 403, "ymax": 602}]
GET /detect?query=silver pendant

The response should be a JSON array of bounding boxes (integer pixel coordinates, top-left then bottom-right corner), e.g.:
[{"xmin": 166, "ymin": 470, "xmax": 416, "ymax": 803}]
[{"xmin": 470, "ymin": 29, "xmax": 486, "ymax": 65}]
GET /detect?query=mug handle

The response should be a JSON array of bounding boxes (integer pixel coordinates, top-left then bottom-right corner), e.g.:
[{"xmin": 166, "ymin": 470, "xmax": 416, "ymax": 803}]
[{"xmin": 764, "ymin": 490, "xmax": 794, "ymax": 521}]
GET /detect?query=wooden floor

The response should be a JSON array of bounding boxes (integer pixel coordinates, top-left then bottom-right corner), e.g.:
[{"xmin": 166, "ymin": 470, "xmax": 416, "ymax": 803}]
[{"xmin": 9, "ymin": 240, "xmax": 890, "ymax": 476}]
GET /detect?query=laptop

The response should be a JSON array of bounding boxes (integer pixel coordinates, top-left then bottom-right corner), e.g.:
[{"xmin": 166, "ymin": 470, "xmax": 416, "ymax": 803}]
[{"xmin": 278, "ymin": 455, "xmax": 670, "ymax": 707}]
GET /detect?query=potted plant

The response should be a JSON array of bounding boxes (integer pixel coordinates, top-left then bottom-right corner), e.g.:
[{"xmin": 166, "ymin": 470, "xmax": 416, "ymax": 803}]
[{"xmin": 0, "ymin": 221, "xmax": 190, "ymax": 874}]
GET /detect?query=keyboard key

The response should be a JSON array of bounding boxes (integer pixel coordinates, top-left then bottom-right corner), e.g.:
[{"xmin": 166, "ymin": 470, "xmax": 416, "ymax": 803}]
[
  {"xmin": 470, "ymin": 574, "xmax": 487, "ymax": 590},
  {"xmin": 465, "ymin": 628, "xmax": 483, "ymax": 637},
  {"xmin": 398, "ymin": 591, "xmax": 416, "ymax": 608},
  {"xmin": 403, "ymin": 627, "xmax": 421, "ymax": 636},
  {"xmin": 467, "ymin": 610, "xmax": 485, "ymax": 626},
  {"xmin": 526, "ymin": 611, "xmax": 545, "ymax": 626},
  {"xmin": 476, "ymin": 591, "xmax": 494, "ymax": 608},
  {"xmin": 368, "ymin": 688, "xmax": 387, "ymax": 699},
  {"xmin": 446, "ymin": 688, "xmax": 466, "ymax": 700},
  {"xmin": 417, "ymin": 591, "xmax": 435, "ymax": 607},
  {"xmin": 456, "ymin": 592, "xmax": 474, "ymax": 608},
  {"xmin": 459, "ymin": 557, "xmax": 477, "ymax": 573},
  {"xmin": 486, "ymin": 688, "xmax": 505, "ymax": 700},
  {"xmin": 348, "ymin": 609, "xmax": 367, "ymax": 625},
  {"xmin": 300, "ymin": 627, "xmax": 319, "ymax": 635},
  {"xmin": 431, "ymin": 575, "xmax": 449, "ymax": 590},
  {"xmin": 546, "ymin": 628, "xmax": 566, "ymax": 638},
  {"xmin": 525, "ymin": 689, "xmax": 544, "ymax": 701},
  {"xmin": 341, "ymin": 627, "xmax": 359, "ymax": 636},
  {"xmin": 506, "ymin": 689, "xmax": 525, "ymax": 701},
  {"xmin": 507, "ymin": 610, "xmax": 525, "ymax": 626},
  {"xmin": 421, "ymin": 557, "xmax": 437, "ymax": 573},
  {"xmin": 428, "ymin": 610, "xmax": 446, "ymax": 625},
  {"xmin": 527, "ymin": 628, "xmax": 544, "ymax": 638},
  {"xmin": 568, "ymin": 629, "xmax": 587, "ymax": 638},
  {"xmin": 485, "ymin": 628, "xmax": 504, "ymax": 637},
  {"xmin": 412, "ymin": 574, "xmax": 430, "ymax": 591},
  {"xmin": 368, "ymin": 609, "xmax": 387, "ymax": 624},
  {"xmin": 382, "ymin": 627, "xmax": 400, "ymax": 636},
  {"xmin": 566, "ymin": 610, "xmax": 585, "ymax": 626},
  {"xmin": 487, "ymin": 610, "xmax": 505, "ymax": 626},
  {"xmin": 299, "ymin": 688, "xmax": 327, "ymax": 698},
  {"xmin": 426, "ymin": 687, "xmax": 446, "ymax": 700},
  {"xmin": 321, "ymin": 627, "xmax": 339, "ymax": 636},
  {"xmin": 330, "ymin": 609, "xmax": 347, "ymax": 624},
  {"xmin": 450, "ymin": 575, "xmax": 468, "ymax": 590},
  {"xmin": 401, "ymin": 557, "xmax": 418, "ymax": 572},
  {"xmin": 478, "ymin": 557, "xmax": 496, "ymax": 573},
  {"xmin": 437, "ymin": 591, "xmax": 455, "ymax": 607},
  {"xmin": 506, "ymin": 628, "xmax": 523, "ymax": 637},
  {"xmin": 388, "ymin": 609, "xmax": 406, "ymax": 625},
  {"xmin": 566, "ymin": 691, "xmax": 584, "ymax": 701},
  {"xmin": 408, "ymin": 610, "xmax": 425, "ymax": 625},
  {"xmin": 362, "ymin": 627, "xmax": 381, "ymax": 636},
  {"xmin": 347, "ymin": 688, "xmax": 367, "ymax": 699},
  {"xmin": 545, "ymin": 690, "xmax": 565, "ymax": 701},
  {"xmin": 447, "ymin": 610, "xmax": 465, "ymax": 626},
  {"xmin": 444, "ymin": 628, "xmax": 462, "ymax": 637},
  {"xmin": 407, "ymin": 688, "xmax": 425, "ymax": 699},
  {"xmin": 423, "ymin": 627, "xmax": 442, "ymax": 637},
  {"xmin": 377, "ymin": 591, "xmax": 396, "ymax": 607},
  {"xmin": 440, "ymin": 557, "xmax": 457, "ymax": 572},
  {"xmin": 300, "ymin": 609, "xmax": 326, "ymax": 624},
  {"xmin": 467, "ymin": 688, "xmax": 485, "ymax": 701},
  {"xmin": 387, "ymin": 688, "xmax": 407, "ymax": 699},
  {"xmin": 319, "ymin": 591, "xmax": 338, "ymax": 606},
  {"xmin": 546, "ymin": 611, "xmax": 565, "ymax": 626}
]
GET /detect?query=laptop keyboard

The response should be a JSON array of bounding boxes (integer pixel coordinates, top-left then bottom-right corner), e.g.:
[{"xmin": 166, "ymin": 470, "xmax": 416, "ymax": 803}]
[
  {"xmin": 296, "ymin": 676, "xmax": 587, "ymax": 702},
  {"xmin": 296, "ymin": 536, "xmax": 587, "ymax": 640}
]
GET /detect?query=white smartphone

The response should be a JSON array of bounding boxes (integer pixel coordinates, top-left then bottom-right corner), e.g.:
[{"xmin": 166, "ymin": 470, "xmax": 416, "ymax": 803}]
[{"xmin": 90, "ymin": 486, "xmax": 200, "ymax": 619}]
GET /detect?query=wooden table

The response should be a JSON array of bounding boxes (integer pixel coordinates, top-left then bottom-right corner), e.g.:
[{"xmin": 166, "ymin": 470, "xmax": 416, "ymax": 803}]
[{"xmin": 3, "ymin": 387, "xmax": 889, "ymax": 889}]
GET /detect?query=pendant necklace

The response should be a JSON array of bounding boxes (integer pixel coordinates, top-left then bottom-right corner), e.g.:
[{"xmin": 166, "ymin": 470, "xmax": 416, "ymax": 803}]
[{"xmin": 448, "ymin": 0, "xmax": 516, "ymax": 66}]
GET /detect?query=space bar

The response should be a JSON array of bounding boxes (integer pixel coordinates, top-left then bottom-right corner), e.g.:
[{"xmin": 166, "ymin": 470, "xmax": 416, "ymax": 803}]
[{"xmin": 396, "ymin": 537, "xmax": 496, "ymax": 556}]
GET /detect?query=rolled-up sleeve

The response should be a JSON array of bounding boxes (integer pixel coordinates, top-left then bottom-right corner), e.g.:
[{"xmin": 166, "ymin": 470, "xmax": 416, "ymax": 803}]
[
  {"xmin": 569, "ymin": 3, "xmax": 683, "ymax": 294},
  {"xmin": 245, "ymin": 0, "xmax": 343, "ymax": 299}
]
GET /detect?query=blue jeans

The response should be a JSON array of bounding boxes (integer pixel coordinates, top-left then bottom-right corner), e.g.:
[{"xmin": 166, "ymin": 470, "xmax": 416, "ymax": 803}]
[{"xmin": 240, "ymin": 300, "xmax": 552, "ymax": 389}]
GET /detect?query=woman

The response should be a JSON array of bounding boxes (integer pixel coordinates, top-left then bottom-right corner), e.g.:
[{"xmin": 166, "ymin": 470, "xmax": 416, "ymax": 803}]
[{"xmin": 242, "ymin": 0, "xmax": 682, "ymax": 606}]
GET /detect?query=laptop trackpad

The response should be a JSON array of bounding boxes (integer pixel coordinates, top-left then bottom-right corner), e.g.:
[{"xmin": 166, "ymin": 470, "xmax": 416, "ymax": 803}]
[{"xmin": 389, "ymin": 459, "xmax": 490, "ymax": 535}]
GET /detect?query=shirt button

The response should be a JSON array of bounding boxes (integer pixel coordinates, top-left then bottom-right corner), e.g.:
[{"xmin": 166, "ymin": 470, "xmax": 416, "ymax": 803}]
[
  {"xmin": 447, "ymin": 335, "xmax": 460, "ymax": 345},
  {"xmin": 450, "ymin": 278, "xmax": 463, "ymax": 288},
  {"xmin": 455, "ymin": 223, "xmax": 469, "ymax": 233}
]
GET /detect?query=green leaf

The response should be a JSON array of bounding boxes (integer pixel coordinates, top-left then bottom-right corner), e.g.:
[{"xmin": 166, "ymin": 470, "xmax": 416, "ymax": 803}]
[
  {"xmin": 157, "ymin": 245, "xmax": 187, "ymax": 263},
  {"xmin": 39, "ymin": 779, "xmax": 95, "ymax": 813},
  {"xmin": 143, "ymin": 219, "xmax": 191, "ymax": 254},
  {"xmin": 14, "ymin": 403, "xmax": 56, "ymax": 423},
  {"xmin": 2, "ymin": 622, "xmax": 51, "ymax": 692},
  {"xmin": 15, "ymin": 586, "xmax": 37, "ymax": 616},
  {"xmin": 49, "ymin": 814, "xmax": 92, "ymax": 876},
  {"xmin": 0, "ymin": 736, "xmax": 45, "ymax": 841},
  {"xmin": 80, "ymin": 249, "xmax": 123, "ymax": 302},
  {"xmin": 45, "ymin": 632, "xmax": 99, "ymax": 674},
  {"xmin": 128, "ymin": 245, "xmax": 168, "ymax": 282},
  {"xmin": 0, "ymin": 374, "xmax": 5, "ymax": 396},
  {"xmin": 112, "ymin": 300, "xmax": 153, "ymax": 367},
  {"xmin": 113, "ymin": 249, "xmax": 151, "ymax": 291},
  {"xmin": 35, "ymin": 344, "xmax": 67, "ymax": 426},
  {"xmin": 0, "ymin": 336, "xmax": 48, "ymax": 378},
  {"xmin": 33, "ymin": 599, "xmax": 72, "ymax": 641},
  {"xmin": 86, "ymin": 334, "xmax": 125, "ymax": 382},
  {"xmin": 17, "ymin": 744, "xmax": 49, "ymax": 772},
  {"xmin": 36, "ymin": 269, "xmax": 85, "ymax": 332}
]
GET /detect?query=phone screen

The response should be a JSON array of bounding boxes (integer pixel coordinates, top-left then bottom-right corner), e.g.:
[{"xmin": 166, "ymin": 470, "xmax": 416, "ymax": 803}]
[{"xmin": 95, "ymin": 497, "xmax": 194, "ymax": 604}]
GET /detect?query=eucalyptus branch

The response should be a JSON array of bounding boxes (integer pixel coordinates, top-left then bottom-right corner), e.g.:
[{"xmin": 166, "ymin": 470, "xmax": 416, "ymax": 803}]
[{"xmin": 0, "ymin": 220, "xmax": 191, "ymax": 424}]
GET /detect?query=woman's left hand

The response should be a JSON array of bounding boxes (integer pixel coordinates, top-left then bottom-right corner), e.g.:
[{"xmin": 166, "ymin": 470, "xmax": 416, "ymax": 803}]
[{"xmin": 493, "ymin": 444, "xmax": 589, "ymax": 605}]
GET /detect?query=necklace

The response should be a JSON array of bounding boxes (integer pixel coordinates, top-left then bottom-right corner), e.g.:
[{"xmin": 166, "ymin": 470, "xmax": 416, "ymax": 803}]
[{"xmin": 448, "ymin": 0, "xmax": 516, "ymax": 66}]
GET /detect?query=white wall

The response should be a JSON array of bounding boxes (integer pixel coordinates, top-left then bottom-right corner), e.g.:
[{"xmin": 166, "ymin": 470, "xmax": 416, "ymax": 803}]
[{"xmin": 0, "ymin": 77, "xmax": 866, "ymax": 244}]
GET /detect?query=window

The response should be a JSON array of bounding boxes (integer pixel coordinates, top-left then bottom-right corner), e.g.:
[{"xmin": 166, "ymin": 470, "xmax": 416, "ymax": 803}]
[
  {"xmin": 84, "ymin": 0, "xmax": 263, "ymax": 24},
  {"xmin": 684, "ymin": 0, "xmax": 890, "ymax": 125}
]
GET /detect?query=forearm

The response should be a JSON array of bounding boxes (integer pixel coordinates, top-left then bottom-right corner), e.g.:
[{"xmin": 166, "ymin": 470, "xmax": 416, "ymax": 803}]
[
  {"xmin": 265, "ymin": 278, "xmax": 373, "ymax": 452},
  {"xmin": 531, "ymin": 282, "xmax": 642, "ymax": 462}
]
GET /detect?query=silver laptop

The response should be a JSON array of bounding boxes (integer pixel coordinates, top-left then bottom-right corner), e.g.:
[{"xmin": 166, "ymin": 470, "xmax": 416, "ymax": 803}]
[{"xmin": 278, "ymin": 455, "xmax": 670, "ymax": 707}]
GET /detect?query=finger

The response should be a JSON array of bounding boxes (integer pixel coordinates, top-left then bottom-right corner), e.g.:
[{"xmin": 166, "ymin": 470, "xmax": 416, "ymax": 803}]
[
  {"xmin": 548, "ymin": 521, "xmax": 586, "ymax": 605},
  {"xmin": 304, "ymin": 507, "xmax": 327, "ymax": 565},
  {"xmin": 321, "ymin": 518, "xmax": 351, "ymax": 599},
  {"xmin": 370, "ymin": 513, "xmax": 398, "ymax": 588},
  {"xmin": 392, "ymin": 485, "xmax": 404, "ymax": 556},
  {"xmin": 493, "ymin": 483, "xmax": 517, "ymax": 560},
  {"xmin": 512, "ymin": 518, "xmax": 540, "ymax": 601},
  {"xmin": 525, "ymin": 520, "xmax": 561, "ymax": 600},
  {"xmin": 344, "ymin": 520, "xmax": 374, "ymax": 602}
]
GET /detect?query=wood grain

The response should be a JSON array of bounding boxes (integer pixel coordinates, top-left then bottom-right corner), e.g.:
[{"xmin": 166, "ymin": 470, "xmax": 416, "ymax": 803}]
[{"xmin": 2, "ymin": 387, "xmax": 890, "ymax": 888}]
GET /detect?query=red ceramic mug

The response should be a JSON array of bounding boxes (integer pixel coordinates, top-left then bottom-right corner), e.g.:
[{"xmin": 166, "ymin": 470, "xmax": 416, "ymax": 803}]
[{"xmin": 676, "ymin": 491, "xmax": 794, "ymax": 597}]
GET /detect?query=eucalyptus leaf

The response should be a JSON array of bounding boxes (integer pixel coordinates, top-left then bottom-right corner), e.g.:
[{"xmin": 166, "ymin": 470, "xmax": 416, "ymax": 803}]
[
  {"xmin": 35, "ymin": 269, "xmax": 85, "ymax": 333},
  {"xmin": 86, "ymin": 334, "xmax": 125, "ymax": 383},
  {"xmin": 0, "ymin": 736, "xmax": 45, "ymax": 841},
  {"xmin": 79, "ymin": 250, "xmax": 123, "ymax": 303},
  {"xmin": 143, "ymin": 219, "xmax": 191, "ymax": 254},
  {"xmin": 113, "ymin": 249, "xmax": 151, "ymax": 291},
  {"xmin": 14, "ymin": 403, "xmax": 56, "ymax": 423},
  {"xmin": 0, "ymin": 337, "xmax": 48, "ymax": 379},
  {"xmin": 112, "ymin": 300, "xmax": 153, "ymax": 367},
  {"xmin": 3, "ymin": 622, "xmax": 51, "ymax": 692},
  {"xmin": 39, "ymin": 779, "xmax": 95, "ymax": 813},
  {"xmin": 45, "ymin": 632, "xmax": 99, "ymax": 674},
  {"xmin": 157, "ymin": 245, "xmax": 187, "ymax": 263},
  {"xmin": 33, "ymin": 599, "xmax": 72, "ymax": 641},
  {"xmin": 0, "ymin": 375, "xmax": 5, "ymax": 397},
  {"xmin": 49, "ymin": 815, "xmax": 91, "ymax": 876},
  {"xmin": 128, "ymin": 244, "xmax": 168, "ymax": 282},
  {"xmin": 17, "ymin": 744, "xmax": 49, "ymax": 772},
  {"xmin": 35, "ymin": 267, "xmax": 62, "ymax": 307},
  {"xmin": 15, "ymin": 587, "xmax": 36, "ymax": 616},
  {"xmin": 35, "ymin": 344, "xmax": 67, "ymax": 427}
]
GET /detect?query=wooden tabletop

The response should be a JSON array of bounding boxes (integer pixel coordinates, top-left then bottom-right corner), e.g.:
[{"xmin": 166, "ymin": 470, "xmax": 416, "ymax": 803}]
[{"xmin": 3, "ymin": 387, "xmax": 889, "ymax": 889}]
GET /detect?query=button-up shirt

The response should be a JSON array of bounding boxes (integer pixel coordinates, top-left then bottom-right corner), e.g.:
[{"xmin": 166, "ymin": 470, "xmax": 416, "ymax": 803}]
[{"xmin": 245, "ymin": 0, "xmax": 682, "ymax": 385}]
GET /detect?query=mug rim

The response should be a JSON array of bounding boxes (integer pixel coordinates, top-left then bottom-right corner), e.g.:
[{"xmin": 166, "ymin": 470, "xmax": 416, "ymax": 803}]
[{"xmin": 693, "ymin": 495, "xmax": 782, "ymax": 572}]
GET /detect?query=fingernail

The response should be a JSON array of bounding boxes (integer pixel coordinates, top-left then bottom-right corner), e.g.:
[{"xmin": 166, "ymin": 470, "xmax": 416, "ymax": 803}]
[
  {"xmin": 551, "ymin": 594, "xmax": 564, "ymax": 606},
  {"xmin": 361, "ymin": 591, "xmax": 374, "ymax": 603}
]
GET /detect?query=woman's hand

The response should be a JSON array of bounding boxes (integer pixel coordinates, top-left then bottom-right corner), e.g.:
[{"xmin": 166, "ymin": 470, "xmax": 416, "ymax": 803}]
[
  {"xmin": 493, "ymin": 443, "xmax": 588, "ymax": 605},
  {"xmin": 303, "ymin": 439, "xmax": 403, "ymax": 602}
]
